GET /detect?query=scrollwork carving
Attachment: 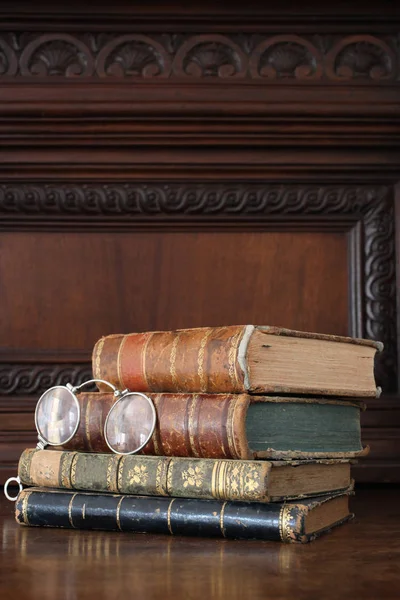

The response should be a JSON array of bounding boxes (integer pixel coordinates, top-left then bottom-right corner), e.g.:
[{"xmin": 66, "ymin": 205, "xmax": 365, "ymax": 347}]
[
  {"xmin": 326, "ymin": 35, "xmax": 395, "ymax": 81},
  {"xmin": 96, "ymin": 35, "xmax": 171, "ymax": 78},
  {"xmin": 0, "ymin": 38, "xmax": 18, "ymax": 76},
  {"xmin": 0, "ymin": 183, "xmax": 396, "ymax": 393},
  {"xmin": 0, "ymin": 364, "xmax": 93, "ymax": 395},
  {"xmin": 0, "ymin": 183, "xmax": 387, "ymax": 216},
  {"xmin": 364, "ymin": 200, "xmax": 396, "ymax": 389},
  {"xmin": 250, "ymin": 36, "xmax": 322, "ymax": 80},
  {"xmin": 173, "ymin": 35, "xmax": 247, "ymax": 78},
  {"xmin": 19, "ymin": 34, "xmax": 94, "ymax": 76},
  {"xmin": 0, "ymin": 32, "xmax": 397, "ymax": 81}
]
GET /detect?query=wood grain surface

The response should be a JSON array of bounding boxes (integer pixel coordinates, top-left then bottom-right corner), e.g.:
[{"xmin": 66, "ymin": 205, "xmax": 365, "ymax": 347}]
[
  {"xmin": 0, "ymin": 487, "xmax": 399, "ymax": 600},
  {"xmin": 0, "ymin": 231, "xmax": 348, "ymax": 350}
]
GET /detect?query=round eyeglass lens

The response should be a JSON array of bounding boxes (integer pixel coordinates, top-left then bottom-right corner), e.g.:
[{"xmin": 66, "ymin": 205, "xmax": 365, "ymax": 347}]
[
  {"xmin": 105, "ymin": 393, "xmax": 155, "ymax": 454},
  {"xmin": 35, "ymin": 386, "xmax": 79, "ymax": 445}
]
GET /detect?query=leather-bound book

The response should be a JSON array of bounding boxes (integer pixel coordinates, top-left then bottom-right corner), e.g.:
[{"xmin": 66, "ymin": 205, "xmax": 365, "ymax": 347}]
[
  {"xmin": 18, "ymin": 448, "xmax": 353, "ymax": 503},
  {"xmin": 58, "ymin": 392, "xmax": 367, "ymax": 460},
  {"xmin": 92, "ymin": 325, "xmax": 382, "ymax": 398},
  {"xmin": 15, "ymin": 488, "xmax": 353, "ymax": 543}
]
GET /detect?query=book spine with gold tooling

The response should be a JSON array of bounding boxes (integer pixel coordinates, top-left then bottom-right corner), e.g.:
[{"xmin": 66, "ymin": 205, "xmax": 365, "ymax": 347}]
[
  {"xmin": 18, "ymin": 449, "xmax": 271, "ymax": 502},
  {"xmin": 15, "ymin": 488, "xmax": 352, "ymax": 543}
]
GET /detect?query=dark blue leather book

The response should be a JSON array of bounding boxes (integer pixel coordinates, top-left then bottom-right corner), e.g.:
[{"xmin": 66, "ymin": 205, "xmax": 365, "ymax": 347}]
[{"xmin": 15, "ymin": 488, "xmax": 352, "ymax": 543}]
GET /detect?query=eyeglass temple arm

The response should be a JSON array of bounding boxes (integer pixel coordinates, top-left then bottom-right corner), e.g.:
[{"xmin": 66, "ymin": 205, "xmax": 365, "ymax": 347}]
[{"xmin": 68, "ymin": 379, "xmax": 121, "ymax": 396}]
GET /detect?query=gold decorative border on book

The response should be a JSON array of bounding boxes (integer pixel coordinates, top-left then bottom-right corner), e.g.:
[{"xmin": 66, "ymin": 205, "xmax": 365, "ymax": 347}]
[
  {"xmin": 279, "ymin": 505, "xmax": 293, "ymax": 543},
  {"xmin": 107, "ymin": 455, "xmax": 121, "ymax": 493},
  {"xmin": 165, "ymin": 458, "xmax": 173, "ymax": 496},
  {"xmin": 68, "ymin": 493, "xmax": 78, "ymax": 528},
  {"xmin": 106, "ymin": 456, "xmax": 113, "ymax": 491},
  {"xmin": 197, "ymin": 328, "xmax": 212, "ymax": 392},
  {"xmin": 219, "ymin": 501, "xmax": 227, "ymax": 538},
  {"xmin": 212, "ymin": 461, "xmax": 228, "ymax": 500},
  {"xmin": 18, "ymin": 449, "xmax": 36, "ymax": 485},
  {"xmin": 221, "ymin": 461, "xmax": 234, "ymax": 500},
  {"xmin": 21, "ymin": 491, "xmax": 33, "ymax": 525},
  {"xmin": 156, "ymin": 459, "xmax": 165, "ymax": 495},
  {"xmin": 117, "ymin": 456, "xmax": 127, "ymax": 492},
  {"xmin": 212, "ymin": 461, "xmax": 262, "ymax": 501},
  {"xmin": 116, "ymin": 496, "xmax": 125, "ymax": 531},
  {"xmin": 70, "ymin": 454, "xmax": 79, "ymax": 488},
  {"xmin": 167, "ymin": 498, "xmax": 176, "ymax": 535},
  {"xmin": 60, "ymin": 451, "xmax": 75, "ymax": 488},
  {"xmin": 211, "ymin": 461, "xmax": 220, "ymax": 499}
]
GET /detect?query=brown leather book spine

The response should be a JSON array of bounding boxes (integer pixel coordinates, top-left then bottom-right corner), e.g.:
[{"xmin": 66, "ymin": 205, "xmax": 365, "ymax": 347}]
[
  {"xmin": 92, "ymin": 326, "xmax": 247, "ymax": 394},
  {"xmin": 60, "ymin": 392, "xmax": 253, "ymax": 460}
]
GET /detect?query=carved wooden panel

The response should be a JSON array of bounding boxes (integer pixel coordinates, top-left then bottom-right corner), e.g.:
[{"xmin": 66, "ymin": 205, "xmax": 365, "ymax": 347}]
[
  {"xmin": 0, "ymin": 183, "xmax": 396, "ymax": 391},
  {"xmin": 0, "ymin": 32, "xmax": 398, "ymax": 82}
]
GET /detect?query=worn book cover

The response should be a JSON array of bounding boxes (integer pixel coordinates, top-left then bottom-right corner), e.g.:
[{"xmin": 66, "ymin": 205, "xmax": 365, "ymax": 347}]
[
  {"xmin": 93, "ymin": 325, "xmax": 381, "ymax": 397},
  {"xmin": 18, "ymin": 448, "xmax": 353, "ymax": 503},
  {"xmin": 15, "ymin": 487, "xmax": 353, "ymax": 543},
  {"xmin": 57, "ymin": 392, "xmax": 368, "ymax": 460}
]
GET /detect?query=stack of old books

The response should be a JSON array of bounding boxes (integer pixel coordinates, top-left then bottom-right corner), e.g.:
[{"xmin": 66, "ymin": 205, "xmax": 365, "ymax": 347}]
[{"xmin": 14, "ymin": 325, "xmax": 381, "ymax": 543}]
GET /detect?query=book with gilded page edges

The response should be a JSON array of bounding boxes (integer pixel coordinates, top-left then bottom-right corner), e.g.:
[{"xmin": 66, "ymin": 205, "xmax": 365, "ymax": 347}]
[
  {"xmin": 18, "ymin": 449, "xmax": 353, "ymax": 503},
  {"xmin": 56, "ymin": 392, "xmax": 367, "ymax": 460},
  {"xmin": 15, "ymin": 488, "xmax": 353, "ymax": 543},
  {"xmin": 93, "ymin": 325, "xmax": 382, "ymax": 398}
]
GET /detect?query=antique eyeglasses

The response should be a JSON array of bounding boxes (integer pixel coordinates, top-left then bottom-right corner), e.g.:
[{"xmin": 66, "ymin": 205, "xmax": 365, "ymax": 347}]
[{"xmin": 4, "ymin": 379, "xmax": 156, "ymax": 501}]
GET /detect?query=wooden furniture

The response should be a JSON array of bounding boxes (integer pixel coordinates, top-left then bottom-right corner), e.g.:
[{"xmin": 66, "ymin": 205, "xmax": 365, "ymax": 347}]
[
  {"xmin": 0, "ymin": 1, "xmax": 399, "ymax": 483},
  {"xmin": 1, "ymin": 487, "xmax": 399, "ymax": 599}
]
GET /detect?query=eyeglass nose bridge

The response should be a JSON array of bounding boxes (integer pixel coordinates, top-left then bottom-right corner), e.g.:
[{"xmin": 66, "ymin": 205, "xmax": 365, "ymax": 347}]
[{"xmin": 114, "ymin": 388, "xmax": 130, "ymax": 398}]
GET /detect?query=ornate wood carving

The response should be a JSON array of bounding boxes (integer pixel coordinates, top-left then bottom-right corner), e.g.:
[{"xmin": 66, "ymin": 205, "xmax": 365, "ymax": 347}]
[
  {"xmin": 0, "ymin": 32, "xmax": 398, "ymax": 82},
  {"xmin": 363, "ymin": 200, "xmax": 396, "ymax": 390},
  {"xmin": 0, "ymin": 183, "xmax": 396, "ymax": 394},
  {"xmin": 0, "ymin": 183, "xmax": 389, "ymax": 217},
  {"xmin": 0, "ymin": 364, "xmax": 93, "ymax": 395}
]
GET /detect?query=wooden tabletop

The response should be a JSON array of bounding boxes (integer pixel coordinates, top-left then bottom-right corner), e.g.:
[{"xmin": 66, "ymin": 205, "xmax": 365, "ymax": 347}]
[{"xmin": 0, "ymin": 487, "xmax": 399, "ymax": 600}]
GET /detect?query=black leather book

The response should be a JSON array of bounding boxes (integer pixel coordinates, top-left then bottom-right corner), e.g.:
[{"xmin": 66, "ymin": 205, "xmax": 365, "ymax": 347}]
[{"xmin": 15, "ymin": 488, "xmax": 352, "ymax": 543}]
